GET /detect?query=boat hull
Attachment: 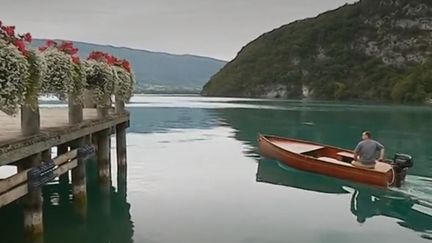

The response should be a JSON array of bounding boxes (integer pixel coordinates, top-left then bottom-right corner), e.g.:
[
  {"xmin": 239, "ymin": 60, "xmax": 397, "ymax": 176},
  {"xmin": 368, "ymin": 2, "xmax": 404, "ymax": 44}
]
[{"xmin": 258, "ymin": 135, "xmax": 394, "ymax": 187}]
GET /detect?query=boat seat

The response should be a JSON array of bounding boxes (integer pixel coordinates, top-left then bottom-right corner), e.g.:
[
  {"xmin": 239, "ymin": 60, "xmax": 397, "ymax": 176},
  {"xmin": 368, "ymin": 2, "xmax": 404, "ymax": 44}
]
[
  {"xmin": 337, "ymin": 151, "xmax": 354, "ymax": 158},
  {"xmin": 318, "ymin": 157, "xmax": 392, "ymax": 173},
  {"xmin": 317, "ymin": 157, "xmax": 341, "ymax": 163}
]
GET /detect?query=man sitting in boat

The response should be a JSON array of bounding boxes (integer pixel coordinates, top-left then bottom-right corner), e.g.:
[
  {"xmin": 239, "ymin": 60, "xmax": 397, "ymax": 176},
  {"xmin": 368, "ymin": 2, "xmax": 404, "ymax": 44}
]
[{"xmin": 352, "ymin": 131, "xmax": 385, "ymax": 169}]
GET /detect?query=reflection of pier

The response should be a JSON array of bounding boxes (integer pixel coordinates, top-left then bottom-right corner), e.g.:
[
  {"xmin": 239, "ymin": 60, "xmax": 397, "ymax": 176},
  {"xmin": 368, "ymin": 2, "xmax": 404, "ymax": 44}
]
[
  {"xmin": 0, "ymin": 157, "xmax": 133, "ymax": 243},
  {"xmin": 0, "ymin": 103, "xmax": 130, "ymax": 242},
  {"xmin": 256, "ymin": 158, "xmax": 432, "ymax": 239}
]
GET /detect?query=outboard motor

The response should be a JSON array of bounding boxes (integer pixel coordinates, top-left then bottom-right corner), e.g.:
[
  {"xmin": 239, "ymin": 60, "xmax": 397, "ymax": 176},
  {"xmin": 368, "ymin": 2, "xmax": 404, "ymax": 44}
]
[{"xmin": 390, "ymin": 153, "xmax": 414, "ymax": 187}]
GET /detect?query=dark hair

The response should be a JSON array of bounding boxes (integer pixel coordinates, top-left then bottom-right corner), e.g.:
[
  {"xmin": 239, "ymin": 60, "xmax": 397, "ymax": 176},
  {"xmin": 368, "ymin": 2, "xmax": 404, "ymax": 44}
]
[{"xmin": 363, "ymin": 131, "xmax": 371, "ymax": 138}]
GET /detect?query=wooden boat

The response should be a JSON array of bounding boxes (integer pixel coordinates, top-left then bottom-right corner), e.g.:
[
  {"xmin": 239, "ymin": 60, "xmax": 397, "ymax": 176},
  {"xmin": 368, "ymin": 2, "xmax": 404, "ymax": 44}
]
[{"xmin": 258, "ymin": 134, "xmax": 413, "ymax": 187}]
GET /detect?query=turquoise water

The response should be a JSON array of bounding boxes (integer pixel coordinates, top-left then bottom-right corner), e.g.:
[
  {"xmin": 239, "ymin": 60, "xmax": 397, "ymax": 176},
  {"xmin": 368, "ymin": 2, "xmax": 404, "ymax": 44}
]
[{"xmin": 1, "ymin": 95, "xmax": 432, "ymax": 242}]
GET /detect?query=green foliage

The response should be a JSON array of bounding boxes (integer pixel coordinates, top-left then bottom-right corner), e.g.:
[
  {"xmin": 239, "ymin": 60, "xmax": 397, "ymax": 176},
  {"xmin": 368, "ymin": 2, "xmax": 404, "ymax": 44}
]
[
  {"xmin": 391, "ymin": 61, "xmax": 432, "ymax": 102},
  {"xmin": 202, "ymin": 0, "xmax": 432, "ymax": 103}
]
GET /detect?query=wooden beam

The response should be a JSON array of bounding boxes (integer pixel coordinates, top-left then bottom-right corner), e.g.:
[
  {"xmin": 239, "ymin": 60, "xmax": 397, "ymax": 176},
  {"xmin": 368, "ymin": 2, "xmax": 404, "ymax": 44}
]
[
  {"xmin": 0, "ymin": 159, "xmax": 77, "ymax": 208},
  {"xmin": 0, "ymin": 150, "xmax": 78, "ymax": 194},
  {"xmin": 0, "ymin": 115, "xmax": 128, "ymax": 166}
]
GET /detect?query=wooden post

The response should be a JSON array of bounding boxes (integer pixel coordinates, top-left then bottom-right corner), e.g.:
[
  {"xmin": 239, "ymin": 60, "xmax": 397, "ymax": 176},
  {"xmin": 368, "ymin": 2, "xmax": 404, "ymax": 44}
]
[
  {"xmin": 71, "ymin": 137, "xmax": 87, "ymax": 219},
  {"xmin": 97, "ymin": 129, "xmax": 111, "ymax": 194},
  {"xmin": 115, "ymin": 99, "xmax": 125, "ymax": 114},
  {"xmin": 68, "ymin": 94, "xmax": 87, "ymax": 217},
  {"xmin": 116, "ymin": 122, "xmax": 128, "ymax": 196},
  {"xmin": 97, "ymin": 128, "xmax": 111, "ymax": 217},
  {"xmin": 21, "ymin": 154, "xmax": 44, "ymax": 242},
  {"xmin": 68, "ymin": 96, "xmax": 83, "ymax": 125},
  {"xmin": 20, "ymin": 104, "xmax": 43, "ymax": 240},
  {"xmin": 21, "ymin": 104, "xmax": 40, "ymax": 136},
  {"xmin": 57, "ymin": 144, "xmax": 69, "ymax": 185}
]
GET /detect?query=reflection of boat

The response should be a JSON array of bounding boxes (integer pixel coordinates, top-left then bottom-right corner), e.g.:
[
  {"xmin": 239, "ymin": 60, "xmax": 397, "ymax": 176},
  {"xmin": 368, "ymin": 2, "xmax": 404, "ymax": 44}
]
[
  {"xmin": 256, "ymin": 158, "xmax": 349, "ymax": 194},
  {"xmin": 258, "ymin": 134, "xmax": 413, "ymax": 187},
  {"xmin": 256, "ymin": 158, "xmax": 432, "ymax": 239},
  {"xmin": 351, "ymin": 188, "xmax": 432, "ymax": 238}
]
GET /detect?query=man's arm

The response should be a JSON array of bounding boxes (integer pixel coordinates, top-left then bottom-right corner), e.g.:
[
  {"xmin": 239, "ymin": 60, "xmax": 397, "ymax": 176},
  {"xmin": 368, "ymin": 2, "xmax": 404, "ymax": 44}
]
[
  {"xmin": 354, "ymin": 143, "xmax": 361, "ymax": 161},
  {"xmin": 377, "ymin": 142, "xmax": 385, "ymax": 161},
  {"xmin": 378, "ymin": 148, "xmax": 385, "ymax": 161}
]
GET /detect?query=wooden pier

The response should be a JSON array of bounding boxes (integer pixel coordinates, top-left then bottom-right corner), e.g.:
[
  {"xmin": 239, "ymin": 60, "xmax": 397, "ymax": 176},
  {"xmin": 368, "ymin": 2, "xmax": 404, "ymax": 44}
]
[{"xmin": 0, "ymin": 103, "xmax": 129, "ymax": 241}]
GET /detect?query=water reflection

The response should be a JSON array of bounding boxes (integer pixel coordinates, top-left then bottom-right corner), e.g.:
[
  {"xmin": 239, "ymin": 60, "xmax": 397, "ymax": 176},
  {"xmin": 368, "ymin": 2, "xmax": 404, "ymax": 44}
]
[
  {"xmin": 257, "ymin": 159, "xmax": 432, "ymax": 239},
  {"xmin": 40, "ymin": 182, "xmax": 133, "ymax": 243},
  {"xmin": 256, "ymin": 158, "xmax": 350, "ymax": 194}
]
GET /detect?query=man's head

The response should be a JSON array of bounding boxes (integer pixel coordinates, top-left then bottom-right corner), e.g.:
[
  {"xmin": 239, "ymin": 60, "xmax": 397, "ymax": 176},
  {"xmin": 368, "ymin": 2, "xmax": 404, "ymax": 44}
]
[{"xmin": 362, "ymin": 131, "xmax": 371, "ymax": 140}]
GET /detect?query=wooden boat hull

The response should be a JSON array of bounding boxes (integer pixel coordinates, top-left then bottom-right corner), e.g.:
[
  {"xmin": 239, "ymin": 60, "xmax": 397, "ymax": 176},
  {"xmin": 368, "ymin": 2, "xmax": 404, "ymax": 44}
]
[{"xmin": 258, "ymin": 135, "xmax": 394, "ymax": 187}]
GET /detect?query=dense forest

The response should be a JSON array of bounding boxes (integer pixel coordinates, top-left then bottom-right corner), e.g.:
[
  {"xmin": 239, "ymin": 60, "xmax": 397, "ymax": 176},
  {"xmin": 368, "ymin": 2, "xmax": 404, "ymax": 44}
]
[{"xmin": 202, "ymin": 0, "xmax": 432, "ymax": 103}]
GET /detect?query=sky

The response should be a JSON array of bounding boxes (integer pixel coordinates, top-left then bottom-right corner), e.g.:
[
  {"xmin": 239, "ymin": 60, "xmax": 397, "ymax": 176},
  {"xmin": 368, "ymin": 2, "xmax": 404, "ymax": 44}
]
[{"xmin": 1, "ymin": 0, "xmax": 357, "ymax": 60}]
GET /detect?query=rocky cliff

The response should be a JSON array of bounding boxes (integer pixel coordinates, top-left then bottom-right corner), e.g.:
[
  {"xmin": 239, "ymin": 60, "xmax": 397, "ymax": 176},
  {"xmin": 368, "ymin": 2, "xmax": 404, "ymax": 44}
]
[{"xmin": 202, "ymin": 0, "xmax": 432, "ymax": 103}]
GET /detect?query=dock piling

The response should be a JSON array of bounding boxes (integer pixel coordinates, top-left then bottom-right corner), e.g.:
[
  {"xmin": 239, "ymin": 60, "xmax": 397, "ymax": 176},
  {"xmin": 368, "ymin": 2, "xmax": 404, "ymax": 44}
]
[
  {"xmin": 97, "ymin": 129, "xmax": 111, "ymax": 194},
  {"xmin": 116, "ymin": 121, "xmax": 128, "ymax": 195},
  {"xmin": 20, "ymin": 104, "xmax": 44, "ymax": 240},
  {"xmin": 71, "ymin": 137, "xmax": 87, "ymax": 218}
]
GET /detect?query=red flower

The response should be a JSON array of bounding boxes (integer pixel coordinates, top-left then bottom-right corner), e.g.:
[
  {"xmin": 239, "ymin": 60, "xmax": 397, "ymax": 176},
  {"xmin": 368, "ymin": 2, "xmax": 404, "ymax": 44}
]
[
  {"xmin": 122, "ymin": 60, "xmax": 131, "ymax": 73},
  {"xmin": 2, "ymin": 25, "xmax": 15, "ymax": 37},
  {"xmin": 46, "ymin": 40, "xmax": 56, "ymax": 47},
  {"xmin": 23, "ymin": 33, "xmax": 32, "ymax": 43},
  {"xmin": 71, "ymin": 55, "xmax": 80, "ymax": 64},
  {"xmin": 14, "ymin": 39, "xmax": 28, "ymax": 56}
]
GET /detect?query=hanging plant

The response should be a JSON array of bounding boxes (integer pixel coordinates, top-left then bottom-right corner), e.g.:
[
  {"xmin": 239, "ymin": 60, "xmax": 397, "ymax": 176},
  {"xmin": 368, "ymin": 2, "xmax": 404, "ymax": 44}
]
[
  {"xmin": 84, "ymin": 51, "xmax": 125, "ymax": 107},
  {"xmin": 0, "ymin": 20, "xmax": 33, "ymax": 115},
  {"xmin": 86, "ymin": 51, "xmax": 134, "ymax": 104},
  {"xmin": 0, "ymin": 40, "xmax": 29, "ymax": 115},
  {"xmin": 39, "ymin": 40, "xmax": 85, "ymax": 102},
  {"xmin": 82, "ymin": 59, "xmax": 117, "ymax": 107},
  {"xmin": 25, "ymin": 50, "xmax": 47, "ymax": 109},
  {"xmin": 114, "ymin": 65, "xmax": 135, "ymax": 102}
]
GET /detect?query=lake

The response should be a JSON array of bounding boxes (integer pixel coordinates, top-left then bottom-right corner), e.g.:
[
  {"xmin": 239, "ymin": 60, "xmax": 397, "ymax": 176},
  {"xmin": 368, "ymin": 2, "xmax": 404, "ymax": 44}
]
[{"xmin": 1, "ymin": 95, "xmax": 432, "ymax": 243}]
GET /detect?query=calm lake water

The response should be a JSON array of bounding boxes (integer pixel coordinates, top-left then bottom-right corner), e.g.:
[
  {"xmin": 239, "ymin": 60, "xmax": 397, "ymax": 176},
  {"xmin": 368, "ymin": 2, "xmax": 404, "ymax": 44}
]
[{"xmin": 1, "ymin": 95, "xmax": 432, "ymax": 243}]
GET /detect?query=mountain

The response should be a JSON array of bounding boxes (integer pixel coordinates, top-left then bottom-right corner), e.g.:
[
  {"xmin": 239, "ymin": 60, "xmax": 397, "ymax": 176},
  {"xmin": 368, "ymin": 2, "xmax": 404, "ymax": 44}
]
[
  {"xmin": 31, "ymin": 39, "xmax": 226, "ymax": 93},
  {"xmin": 202, "ymin": 0, "xmax": 432, "ymax": 103}
]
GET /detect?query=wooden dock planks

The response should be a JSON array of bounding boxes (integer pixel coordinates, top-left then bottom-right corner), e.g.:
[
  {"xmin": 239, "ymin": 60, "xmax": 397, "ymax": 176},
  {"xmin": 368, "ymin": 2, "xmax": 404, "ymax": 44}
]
[{"xmin": 0, "ymin": 108, "xmax": 129, "ymax": 166}]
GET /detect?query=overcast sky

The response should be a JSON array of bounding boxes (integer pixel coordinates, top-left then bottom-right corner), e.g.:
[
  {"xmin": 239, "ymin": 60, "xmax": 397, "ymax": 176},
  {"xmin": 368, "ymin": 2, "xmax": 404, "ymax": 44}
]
[{"xmin": 1, "ymin": 0, "xmax": 357, "ymax": 60}]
